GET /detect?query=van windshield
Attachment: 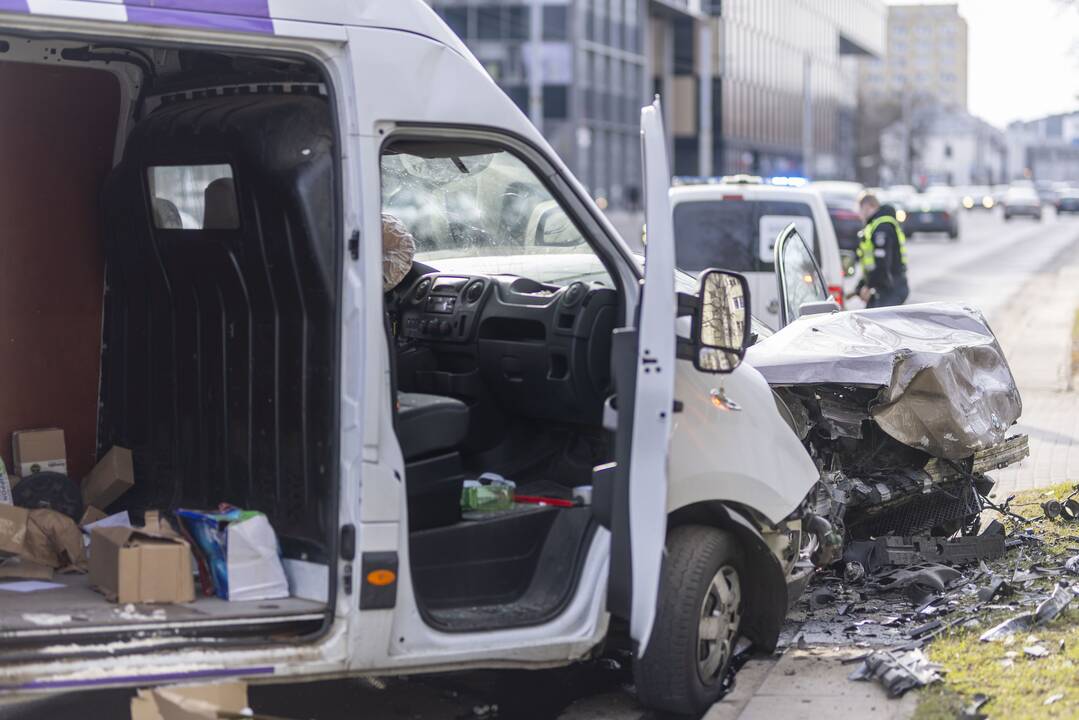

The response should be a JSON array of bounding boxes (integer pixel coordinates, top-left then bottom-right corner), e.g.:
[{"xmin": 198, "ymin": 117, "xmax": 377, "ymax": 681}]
[{"xmin": 381, "ymin": 143, "xmax": 610, "ymax": 286}]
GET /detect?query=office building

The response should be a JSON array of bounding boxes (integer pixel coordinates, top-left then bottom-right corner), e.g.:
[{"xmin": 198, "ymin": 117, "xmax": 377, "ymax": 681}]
[
  {"xmin": 860, "ymin": 3, "xmax": 968, "ymax": 111},
  {"xmin": 429, "ymin": 1, "xmax": 714, "ymax": 212},
  {"xmin": 428, "ymin": 1, "xmax": 886, "ymax": 208},
  {"xmin": 714, "ymin": 0, "xmax": 885, "ymax": 180},
  {"xmin": 1006, "ymin": 111, "xmax": 1079, "ymax": 183}
]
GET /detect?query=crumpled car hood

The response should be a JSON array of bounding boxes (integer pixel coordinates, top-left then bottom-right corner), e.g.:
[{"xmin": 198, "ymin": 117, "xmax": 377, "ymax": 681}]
[{"xmin": 745, "ymin": 302, "xmax": 1022, "ymax": 460}]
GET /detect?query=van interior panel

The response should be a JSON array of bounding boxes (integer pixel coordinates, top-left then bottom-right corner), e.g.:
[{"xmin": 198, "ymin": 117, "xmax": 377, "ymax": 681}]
[
  {"xmin": 97, "ymin": 92, "xmax": 337, "ymax": 556},
  {"xmin": 0, "ymin": 61, "xmax": 120, "ymax": 480}
]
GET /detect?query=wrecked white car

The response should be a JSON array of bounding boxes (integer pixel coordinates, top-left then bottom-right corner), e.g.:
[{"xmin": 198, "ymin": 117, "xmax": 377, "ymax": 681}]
[{"xmin": 749, "ymin": 227, "xmax": 1028, "ymax": 561}]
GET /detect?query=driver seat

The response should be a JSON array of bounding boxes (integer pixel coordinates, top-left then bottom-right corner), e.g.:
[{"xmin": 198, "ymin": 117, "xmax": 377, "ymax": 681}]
[{"xmin": 397, "ymin": 392, "xmax": 469, "ymax": 530}]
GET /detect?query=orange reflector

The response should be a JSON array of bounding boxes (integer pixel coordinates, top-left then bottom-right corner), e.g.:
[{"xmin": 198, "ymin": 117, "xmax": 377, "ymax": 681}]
[{"xmin": 366, "ymin": 569, "xmax": 396, "ymax": 586}]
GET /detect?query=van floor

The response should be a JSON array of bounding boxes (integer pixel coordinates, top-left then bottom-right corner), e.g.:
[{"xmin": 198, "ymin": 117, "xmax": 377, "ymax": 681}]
[{"xmin": 0, "ymin": 575, "xmax": 325, "ymax": 642}]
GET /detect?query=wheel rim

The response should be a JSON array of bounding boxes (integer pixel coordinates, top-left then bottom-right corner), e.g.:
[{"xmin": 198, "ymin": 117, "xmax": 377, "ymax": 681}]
[{"xmin": 696, "ymin": 564, "xmax": 742, "ymax": 683}]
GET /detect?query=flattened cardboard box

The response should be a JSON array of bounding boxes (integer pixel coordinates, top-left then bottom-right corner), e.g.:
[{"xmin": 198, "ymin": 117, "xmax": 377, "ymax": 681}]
[
  {"xmin": 11, "ymin": 428, "xmax": 67, "ymax": 476},
  {"xmin": 89, "ymin": 526, "xmax": 194, "ymax": 604},
  {"xmin": 81, "ymin": 446, "xmax": 134, "ymax": 509},
  {"xmin": 79, "ymin": 505, "xmax": 107, "ymax": 527}
]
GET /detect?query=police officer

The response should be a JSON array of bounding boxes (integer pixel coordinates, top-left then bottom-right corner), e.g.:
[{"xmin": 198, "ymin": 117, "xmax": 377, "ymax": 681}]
[{"xmin": 855, "ymin": 191, "xmax": 909, "ymax": 308}]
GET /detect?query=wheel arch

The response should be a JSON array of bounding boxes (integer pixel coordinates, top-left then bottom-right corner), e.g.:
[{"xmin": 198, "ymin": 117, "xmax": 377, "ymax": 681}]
[{"xmin": 667, "ymin": 502, "xmax": 787, "ymax": 652}]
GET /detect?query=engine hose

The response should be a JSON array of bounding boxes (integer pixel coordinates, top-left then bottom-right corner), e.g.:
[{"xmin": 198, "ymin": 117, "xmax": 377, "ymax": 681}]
[{"xmin": 804, "ymin": 512, "xmax": 843, "ymax": 568}]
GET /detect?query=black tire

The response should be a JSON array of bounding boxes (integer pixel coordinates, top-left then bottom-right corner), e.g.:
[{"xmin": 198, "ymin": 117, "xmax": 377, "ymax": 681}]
[
  {"xmin": 634, "ymin": 525, "xmax": 744, "ymax": 716},
  {"xmin": 948, "ymin": 227, "xmax": 959, "ymax": 240}
]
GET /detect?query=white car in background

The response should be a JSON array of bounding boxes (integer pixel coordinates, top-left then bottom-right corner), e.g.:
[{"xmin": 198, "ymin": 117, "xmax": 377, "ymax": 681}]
[{"xmin": 670, "ymin": 178, "xmax": 846, "ymax": 329}]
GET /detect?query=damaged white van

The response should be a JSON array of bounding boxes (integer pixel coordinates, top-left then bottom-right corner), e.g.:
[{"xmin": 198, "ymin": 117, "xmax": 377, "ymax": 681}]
[{"xmin": 0, "ymin": 2, "xmax": 825, "ymax": 715}]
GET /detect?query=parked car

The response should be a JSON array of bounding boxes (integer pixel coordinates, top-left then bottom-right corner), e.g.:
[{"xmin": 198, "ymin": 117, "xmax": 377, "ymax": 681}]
[
  {"xmin": 961, "ymin": 185, "xmax": 995, "ymax": 211},
  {"xmin": 669, "ymin": 179, "xmax": 847, "ymax": 329},
  {"xmin": 809, "ymin": 180, "xmax": 864, "ymax": 251},
  {"xmin": 1002, "ymin": 186, "xmax": 1044, "ymax": 220},
  {"xmin": 903, "ymin": 185, "xmax": 961, "ymax": 239},
  {"xmin": 1056, "ymin": 188, "xmax": 1079, "ymax": 214}
]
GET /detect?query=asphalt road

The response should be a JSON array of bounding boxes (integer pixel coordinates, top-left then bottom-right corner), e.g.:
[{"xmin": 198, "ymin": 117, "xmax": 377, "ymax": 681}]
[{"xmin": 8, "ymin": 208, "xmax": 1079, "ymax": 720}]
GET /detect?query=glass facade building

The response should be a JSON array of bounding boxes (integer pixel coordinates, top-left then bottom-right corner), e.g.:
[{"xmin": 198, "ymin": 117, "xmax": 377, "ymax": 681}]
[
  {"xmin": 428, "ymin": 1, "xmax": 885, "ymax": 203},
  {"xmin": 714, "ymin": 0, "xmax": 884, "ymax": 179}
]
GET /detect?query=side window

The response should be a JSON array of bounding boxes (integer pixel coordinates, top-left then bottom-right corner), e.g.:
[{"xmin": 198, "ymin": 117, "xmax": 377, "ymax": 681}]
[
  {"xmin": 755, "ymin": 200, "xmax": 817, "ymax": 272},
  {"xmin": 779, "ymin": 230, "xmax": 828, "ymax": 324},
  {"xmin": 147, "ymin": 164, "xmax": 238, "ymax": 230},
  {"xmin": 380, "ymin": 140, "xmax": 613, "ymax": 287}
]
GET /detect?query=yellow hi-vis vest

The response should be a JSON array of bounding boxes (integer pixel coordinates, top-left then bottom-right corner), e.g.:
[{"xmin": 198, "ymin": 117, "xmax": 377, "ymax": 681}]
[{"xmin": 857, "ymin": 215, "xmax": 907, "ymax": 272}]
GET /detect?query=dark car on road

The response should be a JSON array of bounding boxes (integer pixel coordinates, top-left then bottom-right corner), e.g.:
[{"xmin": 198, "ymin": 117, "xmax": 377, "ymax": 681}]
[
  {"xmin": 903, "ymin": 186, "xmax": 960, "ymax": 240},
  {"xmin": 1002, "ymin": 186, "xmax": 1043, "ymax": 221},
  {"xmin": 810, "ymin": 180, "xmax": 863, "ymax": 251},
  {"xmin": 1056, "ymin": 188, "xmax": 1079, "ymax": 215}
]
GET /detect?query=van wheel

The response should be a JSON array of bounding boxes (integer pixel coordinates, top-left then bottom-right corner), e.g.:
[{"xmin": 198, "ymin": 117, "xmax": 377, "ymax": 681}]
[{"xmin": 634, "ymin": 525, "xmax": 743, "ymax": 716}]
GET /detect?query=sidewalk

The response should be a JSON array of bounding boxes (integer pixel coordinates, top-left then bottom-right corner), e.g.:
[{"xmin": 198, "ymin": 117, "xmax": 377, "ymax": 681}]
[
  {"xmin": 705, "ymin": 649, "xmax": 917, "ymax": 720},
  {"xmin": 987, "ymin": 238, "xmax": 1079, "ymax": 496}
]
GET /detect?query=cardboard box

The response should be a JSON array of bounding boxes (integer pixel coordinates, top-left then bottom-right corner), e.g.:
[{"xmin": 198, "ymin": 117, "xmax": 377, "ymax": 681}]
[
  {"xmin": 12, "ymin": 428, "xmax": 67, "ymax": 476},
  {"xmin": 0, "ymin": 504, "xmax": 29, "ymax": 558},
  {"xmin": 89, "ymin": 526, "xmax": 194, "ymax": 604},
  {"xmin": 130, "ymin": 682, "xmax": 248, "ymax": 720},
  {"xmin": 81, "ymin": 446, "xmax": 134, "ymax": 509},
  {"xmin": 79, "ymin": 506, "xmax": 107, "ymax": 527}
]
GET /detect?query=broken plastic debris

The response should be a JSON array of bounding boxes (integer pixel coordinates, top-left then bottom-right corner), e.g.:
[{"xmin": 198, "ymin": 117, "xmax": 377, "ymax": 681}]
[
  {"xmin": 980, "ymin": 584, "xmax": 1074, "ymax": 641},
  {"xmin": 848, "ymin": 648, "xmax": 942, "ymax": 697}
]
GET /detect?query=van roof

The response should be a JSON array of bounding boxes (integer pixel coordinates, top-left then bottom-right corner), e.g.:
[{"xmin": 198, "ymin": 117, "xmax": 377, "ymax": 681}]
[{"xmin": 0, "ymin": 0, "xmax": 468, "ymax": 53}]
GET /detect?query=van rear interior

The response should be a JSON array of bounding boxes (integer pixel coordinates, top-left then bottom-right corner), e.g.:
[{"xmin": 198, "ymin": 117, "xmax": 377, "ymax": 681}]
[
  {"xmin": 0, "ymin": 37, "xmax": 339, "ymax": 647},
  {"xmin": 0, "ymin": 31, "xmax": 616, "ymax": 656}
]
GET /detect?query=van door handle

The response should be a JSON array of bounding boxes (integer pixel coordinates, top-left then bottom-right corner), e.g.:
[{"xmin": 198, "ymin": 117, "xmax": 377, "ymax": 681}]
[{"xmin": 767, "ymin": 299, "xmax": 779, "ymax": 315}]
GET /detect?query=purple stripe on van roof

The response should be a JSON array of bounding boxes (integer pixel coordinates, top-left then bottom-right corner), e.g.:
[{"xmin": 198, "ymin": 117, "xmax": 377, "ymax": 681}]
[
  {"xmin": 124, "ymin": 4, "xmax": 273, "ymax": 34},
  {"xmin": 124, "ymin": 0, "xmax": 270, "ymax": 17},
  {"xmin": 0, "ymin": 0, "xmax": 29, "ymax": 13}
]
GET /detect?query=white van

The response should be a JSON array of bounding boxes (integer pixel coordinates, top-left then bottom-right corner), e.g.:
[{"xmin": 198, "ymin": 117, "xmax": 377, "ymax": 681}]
[
  {"xmin": 0, "ymin": 2, "xmax": 819, "ymax": 715},
  {"xmin": 669, "ymin": 180, "xmax": 846, "ymax": 329}
]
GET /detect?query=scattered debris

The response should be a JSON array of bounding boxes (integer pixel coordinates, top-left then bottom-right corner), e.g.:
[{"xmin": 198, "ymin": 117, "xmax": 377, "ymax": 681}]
[
  {"xmin": 977, "ymin": 577, "xmax": 1012, "ymax": 603},
  {"xmin": 848, "ymin": 648, "xmax": 942, "ymax": 697},
  {"xmin": 1045, "ymin": 693, "xmax": 1065, "ymax": 706},
  {"xmin": 1023, "ymin": 644, "xmax": 1050, "ymax": 658},
  {"xmin": 980, "ymin": 584, "xmax": 1074, "ymax": 641}
]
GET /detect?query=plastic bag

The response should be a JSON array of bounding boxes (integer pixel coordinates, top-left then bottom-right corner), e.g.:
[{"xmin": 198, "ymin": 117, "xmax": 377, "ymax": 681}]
[{"xmin": 176, "ymin": 506, "xmax": 288, "ymax": 601}]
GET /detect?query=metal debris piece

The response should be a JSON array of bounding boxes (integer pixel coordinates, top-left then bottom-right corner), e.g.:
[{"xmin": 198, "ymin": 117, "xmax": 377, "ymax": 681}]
[
  {"xmin": 1011, "ymin": 564, "xmax": 1064, "ymax": 583},
  {"xmin": 848, "ymin": 648, "xmax": 942, "ymax": 697},
  {"xmin": 1043, "ymin": 500, "xmax": 1063, "ymax": 520},
  {"xmin": 1045, "ymin": 693, "xmax": 1064, "ymax": 706},
  {"xmin": 1024, "ymin": 644, "xmax": 1050, "ymax": 658},
  {"xmin": 980, "ymin": 584, "xmax": 1074, "ymax": 641},
  {"xmin": 908, "ymin": 619, "xmax": 942, "ymax": 640},
  {"xmin": 844, "ymin": 562, "xmax": 866, "ymax": 584},
  {"xmin": 1065, "ymin": 555, "xmax": 1079, "ymax": 576},
  {"xmin": 960, "ymin": 693, "xmax": 990, "ymax": 720},
  {"xmin": 810, "ymin": 588, "xmax": 838, "ymax": 610},
  {"xmin": 977, "ymin": 577, "xmax": 1012, "ymax": 603}
]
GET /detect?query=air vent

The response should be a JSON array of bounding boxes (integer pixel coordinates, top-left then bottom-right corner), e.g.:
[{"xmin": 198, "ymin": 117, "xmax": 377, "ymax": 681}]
[
  {"xmin": 562, "ymin": 282, "xmax": 587, "ymax": 307},
  {"xmin": 412, "ymin": 277, "xmax": 432, "ymax": 304},
  {"xmin": 463, "ymin": 279, "xmax": 485, "ymax": 304}
]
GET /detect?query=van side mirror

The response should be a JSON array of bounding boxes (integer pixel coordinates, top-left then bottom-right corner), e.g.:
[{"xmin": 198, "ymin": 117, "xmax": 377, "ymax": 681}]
[
  {"xmin": 693, "ymin": 269, "xmax": 751, "ymax": 373},
  {"xmin": 534, "ymin": 205, "xmax": 584, "ymax": 247}
]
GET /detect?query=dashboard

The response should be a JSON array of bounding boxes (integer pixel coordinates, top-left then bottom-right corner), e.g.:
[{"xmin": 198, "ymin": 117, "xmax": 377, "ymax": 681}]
[{"xmin": 395, "ymin": 272, "xmax": 618, "ymax": 424}]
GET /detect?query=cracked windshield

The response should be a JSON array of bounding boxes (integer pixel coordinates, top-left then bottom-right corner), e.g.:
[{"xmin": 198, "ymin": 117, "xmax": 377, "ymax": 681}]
[{"xmin": 381, "ymin": 145, "xmax": 613, "ymax": 287}]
